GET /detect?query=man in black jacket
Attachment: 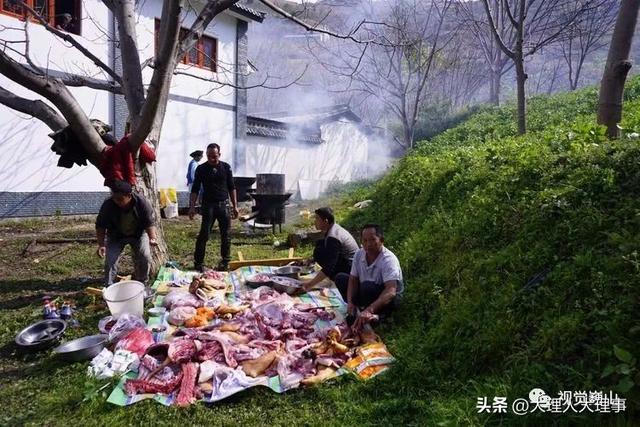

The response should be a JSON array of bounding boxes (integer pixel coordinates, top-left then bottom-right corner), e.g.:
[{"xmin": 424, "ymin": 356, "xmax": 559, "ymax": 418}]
[
  {"xmin": 189, "ymin": 143, "xmax": 239, "ymax": 271},
  {"xmin": 300, "ymin": 207, "xmax": 359, "ymax": 293},
  {"xmin": 95, "ymin": 180, "xmax": 158, "ymax": 286}
]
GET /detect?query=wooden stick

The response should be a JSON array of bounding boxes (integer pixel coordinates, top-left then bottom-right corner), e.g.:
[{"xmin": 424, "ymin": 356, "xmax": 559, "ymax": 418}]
[
  {"xmin": 21, "ymin": 239, "xmax": 36, "ymax": 256},
  {"xmin": 39, "ymin": 244, "xmax": 74, "ymax": 262},
  {"xmin": 85, "ymin": 287, "xmax": 103, "ymax": 296},
  {"xmin": 38, "ymin": 237, "xmax": 96, "ymax": 244}
]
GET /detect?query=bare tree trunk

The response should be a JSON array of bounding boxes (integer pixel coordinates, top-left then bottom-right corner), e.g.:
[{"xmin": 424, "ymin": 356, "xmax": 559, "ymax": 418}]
[
  {"xmin": 597, "ymin": 0, "xmax": 639, "ymax": 138},
  {"xmin": 134, "ymin": 84, "xmax": 173, "ymax": 275},
  {"xmin": 514, "ymin": 53, "xmax": 527, "ymax": 135},
  {"xmin": 136, "ymin": 160, "xmax": 168, "ymax": 275},
  {"xmin": 546, "ymin": 60, "xmax": 562, "ymax": 95},
  {"xmin": 403, "ymin": 121, "xmax": 413, "ymax": 148},
  {"xmin": 570, "ymin": 56, "xmax": 584, "ymax": 91},
  {"xmin": 489, "ymin": 68, "xmax": 501, "ymax": 105}
]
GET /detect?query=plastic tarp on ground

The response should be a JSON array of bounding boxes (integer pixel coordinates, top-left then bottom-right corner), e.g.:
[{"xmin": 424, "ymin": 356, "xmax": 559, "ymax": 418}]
[{"xmin": 107, "ymin": 266, "xmax": 393, "ymax": 406}]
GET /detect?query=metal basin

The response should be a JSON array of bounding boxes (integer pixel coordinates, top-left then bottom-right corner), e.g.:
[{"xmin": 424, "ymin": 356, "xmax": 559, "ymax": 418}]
[
  {"xmin": 54, "ymin": 334, "xmax": 109, "ymax": 362},
  {"xmin": 273, "ymin": 266, "xmax": 302, "ymax": 279},
  {"xmin": 271, "ymin": 276, "xmax": 303, "ymax": 295},
  {"xmin": 246, "ymin": 273, "xmax": 274, "ymax": 289},
  {"xmin": 15, "ymin": 319, "xmax": 67, "ymax": 351}
]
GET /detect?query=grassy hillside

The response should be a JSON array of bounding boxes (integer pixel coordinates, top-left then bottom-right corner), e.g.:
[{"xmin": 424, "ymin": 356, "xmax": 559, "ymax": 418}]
[{"xmin": 340, "ymin": 77, "xmax": 640, "ymax": 423}]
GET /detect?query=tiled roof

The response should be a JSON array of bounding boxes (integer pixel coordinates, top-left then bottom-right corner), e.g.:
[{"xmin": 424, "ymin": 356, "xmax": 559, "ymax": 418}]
[
  {"xmin": 253, "ymin": 104, "xmax": 362, "ymax": 124},
  {"xmin": 247, "ymin": 116, "xmax": 323, "ymax": 144},
  {"xmin": 230, "ymin": 3, "xmax": 265, "ymax": 22}
]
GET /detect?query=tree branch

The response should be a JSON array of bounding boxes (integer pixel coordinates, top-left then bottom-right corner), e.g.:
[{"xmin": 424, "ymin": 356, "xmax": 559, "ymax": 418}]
[
  {"xmin": 258, "ymin": 0, "xmax": 393, "ymax": 46},
  {"xmin": 128, "ymin": 0, "xmax": 182, "ymax": 148},
  {"xmin": 57, "ymin": 73, "xmax": 123, "ymax": 93},
  {"xmin": 174, "ymin": 63, "xmax": 309, "ymax": 90},
  {"xmin": 0, "ymin": 50, "xmax": 105, "ymax": 164},
  {"xmin": 176, "ymin": 0, "xmax": 240, "ymax": 60},
  {"xmin": 21, "ymin": 0, "xmax": 122, "ymax": 85},
  {"xmin": 0, "ymin": 86, "xmax": 67, "ymax": 130},
  {"xmin": 113, "ymin": 0, "xmax": 146, "ymax": 120},
  {"xmin": 481, "ymin": 0, "xmax": 515, "ymax": 58}
]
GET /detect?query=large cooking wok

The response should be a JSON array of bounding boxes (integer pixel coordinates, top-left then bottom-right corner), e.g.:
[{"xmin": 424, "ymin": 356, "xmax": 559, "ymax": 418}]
[{"xmin": 15, "ymin": 319, "xmax": 67, "ymax": 352}]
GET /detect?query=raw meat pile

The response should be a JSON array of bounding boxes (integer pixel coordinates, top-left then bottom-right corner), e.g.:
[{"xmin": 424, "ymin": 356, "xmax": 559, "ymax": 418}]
[{"xmin": 124, "ymin": 286, "xmax": 366, "ymax": 405}]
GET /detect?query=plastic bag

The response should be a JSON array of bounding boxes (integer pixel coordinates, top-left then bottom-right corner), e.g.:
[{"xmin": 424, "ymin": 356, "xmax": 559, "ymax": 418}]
[
  {"xmin": 115, "ymin": 327, "xmax": 154, "ymax": 356},
  {"xmin": 98, "ymin": 315, "xmax": 116, "ymax": 334},
  {"xmin": 343, "ymin": 342, "xmax": 395, "ymax": 380},
  {"xmin": 108, "ymin": 313, "xmax": 146, "ymax": 343},
  {"xmin": 158, "ymin": 188, "xmax": 177, "ymax": 209},
  {"xmin": 162, "ymin": 290, "xmax": 201, "ymax": 309},
  {"xmin": 168, "ymin": 306, "xmax": 197, "ymax": 326}
]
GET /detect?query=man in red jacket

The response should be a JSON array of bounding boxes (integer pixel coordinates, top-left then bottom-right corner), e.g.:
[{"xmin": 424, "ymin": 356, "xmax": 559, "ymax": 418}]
[{"xmin": 99, "ymin": 136, "xmax": 156, "ymax": 187}]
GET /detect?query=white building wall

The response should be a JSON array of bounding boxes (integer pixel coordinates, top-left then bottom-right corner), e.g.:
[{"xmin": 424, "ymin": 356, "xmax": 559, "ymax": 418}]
[
  {"xmin": 137, "ymin": 4, "xmax": 237, "ymax": 106},
  {"xmin": 0, "ymin": 1, "xmax": 241, "ymax": 194},
  {"xmin": 156, "ymin": 103, "xmax": 236, "ymax": 189},
  {"xmin": 0, "ymin": 0, "xmax": 112, "ymax": 192},
  {"xmin": 240, "ymin": 119, "xmax": 369, "ymax": 199},
  {"xmin": 315, "ymin": 120, "xmax": 369, "ymax": 182},
  {"xmin": 137, "ymin": 3, "xmax": 239, "ymax": 190}
]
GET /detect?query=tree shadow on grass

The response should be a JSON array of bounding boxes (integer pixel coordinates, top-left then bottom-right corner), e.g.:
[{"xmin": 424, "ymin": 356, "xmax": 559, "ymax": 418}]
[
  {"xmin": 0, "ymin": 277, "xmax": 102, "ymax": 311},
  {"xmin": 0, "ymin": 342, "xmax": 69, "ymax": 381}
]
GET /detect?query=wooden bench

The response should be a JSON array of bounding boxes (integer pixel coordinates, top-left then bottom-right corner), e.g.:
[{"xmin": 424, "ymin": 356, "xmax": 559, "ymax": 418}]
[{"xmin": 229, "ymin": 248, "xmax": 302, "ymax": 270}]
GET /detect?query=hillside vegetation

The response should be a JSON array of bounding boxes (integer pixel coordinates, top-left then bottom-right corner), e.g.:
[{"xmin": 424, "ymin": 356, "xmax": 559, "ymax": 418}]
[{"xmin": 340, "ymin": 78, "xmax": 640, "ymax": 423}]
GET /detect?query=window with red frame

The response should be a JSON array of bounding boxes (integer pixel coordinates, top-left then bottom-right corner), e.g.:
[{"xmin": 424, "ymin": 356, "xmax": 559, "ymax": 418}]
[
  {"xmin": 0, "ymin": 0, "xmax": 81, "ymax": 35},
  {"xmin": 154, "ymin": 19, "xmax": 217, "ymax": 72}
]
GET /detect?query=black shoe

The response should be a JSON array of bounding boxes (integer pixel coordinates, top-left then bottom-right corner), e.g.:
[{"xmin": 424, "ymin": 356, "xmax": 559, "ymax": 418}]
[
  {"xmin": 215, "ymin": 261, "xmax": 229, "ymax": 271},
  {"xmin": 194, "ymin": 264, "xmax": 205, "ymax": 273}
]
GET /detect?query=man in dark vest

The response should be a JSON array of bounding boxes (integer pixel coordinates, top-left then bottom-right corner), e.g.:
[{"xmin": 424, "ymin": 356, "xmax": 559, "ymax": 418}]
[
  {"xmin": 300, "ymin": 207, "xmax": 358, "ymax": 293},
  {"xmin": 95, "ymin": 180, "xmax": 158, "ymax": 286}
]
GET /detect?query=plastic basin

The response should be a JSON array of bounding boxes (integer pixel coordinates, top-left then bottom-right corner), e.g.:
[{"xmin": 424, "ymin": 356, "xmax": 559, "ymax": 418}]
[{"xmin": 103, "ymin": 280, "xmax": 145, "ymax": 317}]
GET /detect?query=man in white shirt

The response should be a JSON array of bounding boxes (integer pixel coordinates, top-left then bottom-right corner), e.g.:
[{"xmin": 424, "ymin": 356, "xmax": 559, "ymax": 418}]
[{"xmin": 335, "ymin": 223, "xmax": 404, "ymax": 332}]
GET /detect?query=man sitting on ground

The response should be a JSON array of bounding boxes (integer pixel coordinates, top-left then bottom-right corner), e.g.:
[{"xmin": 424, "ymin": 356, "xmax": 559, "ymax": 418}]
[
  {"xmin": 334, "ymin": 224, "xmax": 404, "ymax": 332},
  {"xmin": 95, "ymin": 180, "xmax": 158, "ymax": 286},
  {"xmin": 300, "ymin": 207, "xmax": 359, "ymax": 293}
]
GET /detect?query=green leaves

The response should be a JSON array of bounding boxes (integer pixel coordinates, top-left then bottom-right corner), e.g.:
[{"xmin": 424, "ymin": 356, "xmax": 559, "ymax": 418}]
[
  {"xmin": 614, "ymin": 345, "xmax": 634, "ymax": 365},
  {"xmin": 616, "ymin": 377, "xmax": 635, "ymax": 394}
]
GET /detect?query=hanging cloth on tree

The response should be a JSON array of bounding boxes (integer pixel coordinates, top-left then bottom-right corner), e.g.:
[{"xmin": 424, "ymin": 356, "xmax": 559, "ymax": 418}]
[
  {"xmin": 99, "ymin": 135, "xmax": 156, "ymax": 187},
  {"xmin": 49, "ymin": 120, "xmax": 117, "ymax": 168}
]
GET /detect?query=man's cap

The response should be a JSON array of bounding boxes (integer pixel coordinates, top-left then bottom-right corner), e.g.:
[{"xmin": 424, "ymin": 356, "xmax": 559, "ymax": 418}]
[
  {"xmin": 190, "ymin": 150, "xmax": 203, "ymax": 158},
  {"xmin": 109, "ymin": 179, "xmax": 132, "ymax": 194}
]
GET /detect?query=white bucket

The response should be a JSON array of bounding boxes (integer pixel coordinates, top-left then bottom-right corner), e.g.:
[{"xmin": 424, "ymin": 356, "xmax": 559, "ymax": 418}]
[
  {"xmin": 164, "ymin": 203, "xmax": 178, "ymax": 219},
  {"xmin": 103, "ymin": 280, "xmax": 145, "ymax": 317}
]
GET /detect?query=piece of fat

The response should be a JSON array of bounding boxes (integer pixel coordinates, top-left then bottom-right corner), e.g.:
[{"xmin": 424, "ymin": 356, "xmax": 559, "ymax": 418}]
[{"xmin": 198, "ymin": 360, "xmax": 218, "ymax": 383}]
